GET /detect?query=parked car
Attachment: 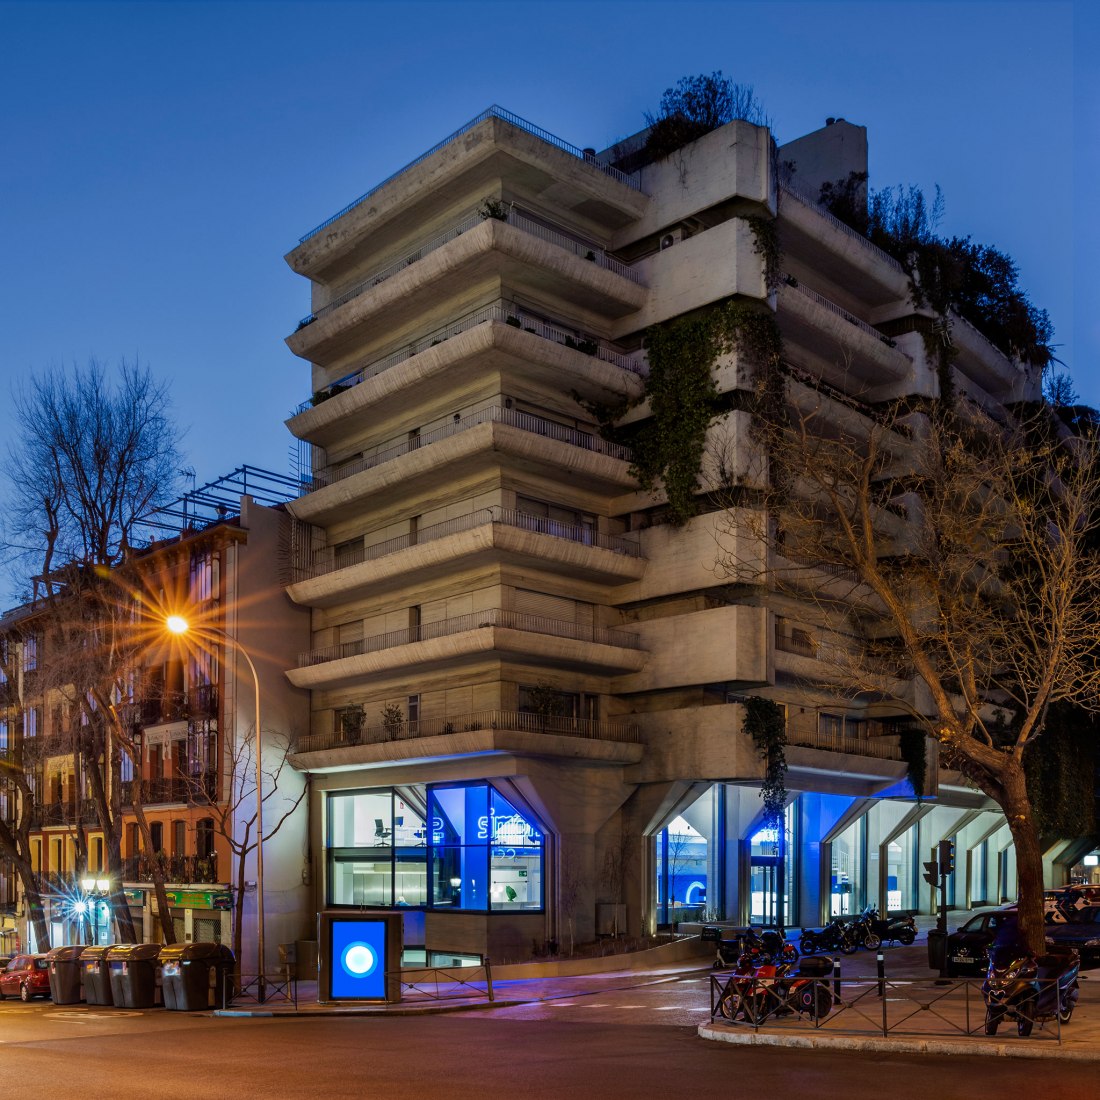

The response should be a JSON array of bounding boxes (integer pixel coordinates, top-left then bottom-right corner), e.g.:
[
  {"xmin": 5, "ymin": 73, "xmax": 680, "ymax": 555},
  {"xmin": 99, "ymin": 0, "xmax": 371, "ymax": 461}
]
[
  {"xmin": 0, "ymin": 954, "xmax": 51, "ymax": 1001},
  {"xmin": 945, "ymin": 911, "xmax": 1019, "ymax": 976},
  {"xmin": 1045, "ymin": 885, "xmax": 1100, "ymax": 923},
  {"xmin": 1044, "ymin": 906, "xmax": 1100, "ymax": 964}
]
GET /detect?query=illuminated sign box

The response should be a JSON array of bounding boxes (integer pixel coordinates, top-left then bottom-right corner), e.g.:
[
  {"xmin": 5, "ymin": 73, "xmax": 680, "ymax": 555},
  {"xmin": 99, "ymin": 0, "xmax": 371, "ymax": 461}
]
[{"xmin": 318, "ymin": 912, "xmax": 403, "ymax": 1003}]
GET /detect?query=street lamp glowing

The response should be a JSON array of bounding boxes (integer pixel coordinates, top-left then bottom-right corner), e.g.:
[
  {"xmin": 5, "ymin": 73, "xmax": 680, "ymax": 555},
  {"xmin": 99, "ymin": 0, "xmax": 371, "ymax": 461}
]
[{"xmin": 166, "ymin": 615, "xmax": 189, "ymax": 635}]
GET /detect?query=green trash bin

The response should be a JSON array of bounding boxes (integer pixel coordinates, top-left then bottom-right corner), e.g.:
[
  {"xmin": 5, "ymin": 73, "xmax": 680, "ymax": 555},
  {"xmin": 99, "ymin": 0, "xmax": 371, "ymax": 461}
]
[
  {"xmin": 107, "ymin": 944, "xmax": 161, "ymax": 1008},
  {"xmin": 45, "ymin": 945, "xmax": 86, "ymax": 1005},
  {"xmin": 160, "ymin": 943, "xmax": 235, "ymax": 1010},
  {"xmin": 80, "ymin": 944, "xmax": 114, "ymax": 1005}
]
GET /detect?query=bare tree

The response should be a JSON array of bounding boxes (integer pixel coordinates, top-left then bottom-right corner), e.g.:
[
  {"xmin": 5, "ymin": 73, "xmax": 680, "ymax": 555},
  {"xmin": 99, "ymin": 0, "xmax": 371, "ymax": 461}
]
[
  {"xmin": 714, "ymin": 388, "xmax": 1100, "ymax": 954},
  {"xmin": 1, "ymin": 359, "xmax": 183, "ymax": 944},
  {"xmin": 181, "ymin": 727, "xmax": 304, "ymax": 984}
]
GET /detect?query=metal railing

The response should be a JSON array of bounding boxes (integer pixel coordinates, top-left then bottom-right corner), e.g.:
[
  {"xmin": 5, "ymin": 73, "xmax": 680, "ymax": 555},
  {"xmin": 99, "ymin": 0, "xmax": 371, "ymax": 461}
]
[
  {"xmin": 294, "ymin": 300, "xmax": 644, "ymax": 414},
  {"xmin": 300, "ymin": 506, "xmax": 641, "ymax": 581},
  {"xmin": 121, "ymin": 773, "xmax": 217, "ymax": 805},
  {"xmin": 298, "ymin": 207, "xmax": 642, "ymax": 328},
  {"xmin": 780, "ymin": 182, "xmax": 905, "ymax": 275},
  {"xmin": 307, "ymin": 405, "xmax": 632, "ymax": 490},
  {"xmin": 390, "ymin": 958, "xmax": 495, "ymax": 1003},
  {"xmin": 31, "ymin": 799, "xmax": 98, "ymax": 827},
  {"xmin": 299, "ymin": 607, "xmax": 643, "ymax": 668},
  {"xmin": 121, "ymin": 852, "xmax": 220, "ymax": 884},
  {"xmin": 298, "ymin": 708, "xmax": 642, "ymax": 753},
  {"xmin": 782, "ymin": 277, "xmax": 904, "ymax": 347},
  {"xmin": 298, "ymin": 104, "xmax": 640, "ymax": 243},
  {"xmin": 786, "ymin": 715, "xmax": 904, "ymax": 761}
]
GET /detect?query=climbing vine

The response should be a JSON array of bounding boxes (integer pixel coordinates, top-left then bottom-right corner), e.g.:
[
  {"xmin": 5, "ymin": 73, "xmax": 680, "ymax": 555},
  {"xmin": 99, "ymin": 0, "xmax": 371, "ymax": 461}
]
[
  {"xmin": 898, "ymin": 727, "xmax": 928, "ymax": 802},
  {"xmin": 743, "ymin": 697, "xmax": 788, "ymax": 827},
  {"xmin": 747, "ymin": 216, "xmax": 781, "ymax": 292}
]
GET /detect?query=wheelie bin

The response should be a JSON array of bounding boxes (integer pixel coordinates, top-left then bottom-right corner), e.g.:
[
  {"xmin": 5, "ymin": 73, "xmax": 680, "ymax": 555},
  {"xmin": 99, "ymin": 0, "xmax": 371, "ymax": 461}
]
[
  {"xmin": 160, "ymin": 942, "xmax": 235, "ymax": 1010},
  {"xmin": 107, "ymin": 943, "xmax": 162, "ymax": 1008},
  {"xmin": 45, "ymin": 945, "xmax": 86, "ymax": 1004},
  {"xmin": 80, "ymin": 944, "xmax": 114, "ymax": 1005}
]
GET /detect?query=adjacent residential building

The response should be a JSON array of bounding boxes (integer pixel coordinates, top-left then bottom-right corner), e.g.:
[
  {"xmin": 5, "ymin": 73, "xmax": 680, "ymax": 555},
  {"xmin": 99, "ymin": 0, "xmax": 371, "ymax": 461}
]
[
  {"xmin": 0, "ymin": 470, "xmax": 311, "ymax": 963},
  {"xmin": 278, "ymin": 104, "xmax": 1061, "ymax": 961}
]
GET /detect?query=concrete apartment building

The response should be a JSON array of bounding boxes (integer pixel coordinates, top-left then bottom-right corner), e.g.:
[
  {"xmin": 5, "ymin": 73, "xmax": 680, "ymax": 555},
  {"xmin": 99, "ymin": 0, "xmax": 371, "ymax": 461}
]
[
  {"xmin": 281, "ymin": 105, "xmax": 1054, "ymax": 961},
  {"xmin": 0, "ymin": 475, "xmax": 311, "ymax": 962}
]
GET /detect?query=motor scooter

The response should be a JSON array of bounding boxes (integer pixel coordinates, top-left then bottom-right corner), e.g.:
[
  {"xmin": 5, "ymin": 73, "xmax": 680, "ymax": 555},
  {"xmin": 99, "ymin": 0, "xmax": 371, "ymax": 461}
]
[
  {"xmin": 717, "ymin": 945, "xmax": 832, "ymax": 1023},
  {"xmin": 867, "ymin": 907, "xmax": 917, "ymax": 946},
  {"xmin": 982, "ymin": 943, "xmax": 1080, "ymax": 1037},
  {"xmin": 713, "ymin": 926, "xmax": 785, "ymax": 969}
]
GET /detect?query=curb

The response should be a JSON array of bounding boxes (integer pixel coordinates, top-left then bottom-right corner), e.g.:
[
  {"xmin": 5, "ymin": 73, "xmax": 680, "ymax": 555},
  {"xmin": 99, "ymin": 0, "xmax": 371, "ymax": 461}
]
[
  {"xmin": 697, "ymin": 1023, "xmax": 1100, "ymax": 1062},
  {"xmin": 213, "ymin": 998, "xmax": 527, "ymax": 1019}
]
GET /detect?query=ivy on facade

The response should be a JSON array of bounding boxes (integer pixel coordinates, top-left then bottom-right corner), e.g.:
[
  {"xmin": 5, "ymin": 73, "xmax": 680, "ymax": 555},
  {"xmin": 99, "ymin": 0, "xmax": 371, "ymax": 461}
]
[
  {"xmin": 743, "ymin": 697, "xmax": 788, "ymax": 827},
  {"xmin": 898, "ymin": 727, "xmax": 928, "ymax": 802}
]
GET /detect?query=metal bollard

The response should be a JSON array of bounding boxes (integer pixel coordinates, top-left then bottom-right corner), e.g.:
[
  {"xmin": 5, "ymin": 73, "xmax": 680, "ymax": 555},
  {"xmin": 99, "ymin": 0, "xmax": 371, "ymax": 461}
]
[
  {"xmin": 832, "ymin": 957, "xmax": 841, "ymax": 1000},
  {"xmin": 877, "ymin": 951, "xmax": 885, "ymax": 998}
]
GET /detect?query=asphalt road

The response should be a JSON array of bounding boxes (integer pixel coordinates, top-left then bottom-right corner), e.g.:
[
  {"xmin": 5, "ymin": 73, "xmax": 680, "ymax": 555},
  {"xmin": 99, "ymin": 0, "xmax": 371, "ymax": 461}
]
[{"xmin": 0, "ymin": 974, "xmax": 1097, "ymax": 1099}]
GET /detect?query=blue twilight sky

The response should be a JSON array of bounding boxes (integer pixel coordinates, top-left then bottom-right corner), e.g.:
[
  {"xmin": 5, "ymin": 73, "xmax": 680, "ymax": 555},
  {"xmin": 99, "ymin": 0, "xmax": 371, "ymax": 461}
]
[{"xmin": 0, "ymin": 0, "xmax": 1093, "ymax": 599}]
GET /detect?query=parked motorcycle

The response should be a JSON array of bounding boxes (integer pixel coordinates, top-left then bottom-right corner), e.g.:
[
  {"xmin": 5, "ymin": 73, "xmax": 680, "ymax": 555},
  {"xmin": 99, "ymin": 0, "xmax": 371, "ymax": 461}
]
[
  {"xmin": 838, "ymin": 906, "xmax": 881, "ymax": 954},
  {"xmin": 713, "ymin": 926, "xmax": 786, "ymax": 969},
  {"xmin": 867, "ymin": 907, "xmax": 917, "ymax": 946},
  {"xmin": 982, "ymin": 943, "xmax": 1080, "ymax": 1037},
  {"xmin": 799, "ymin": 917, "xmax": 845, "ymax": 955},
  {"xmin": 717, "ymin": 945, "xmax": 832, "ymax": 1023}
]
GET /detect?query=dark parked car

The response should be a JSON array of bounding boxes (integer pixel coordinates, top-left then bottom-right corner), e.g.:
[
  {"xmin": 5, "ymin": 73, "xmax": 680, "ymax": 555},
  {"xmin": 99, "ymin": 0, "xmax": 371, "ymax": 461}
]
[
  {"xmin": 1044, "ymin": 906, "xmax": 1100, "ymax": 964},
  {"xmin": 945, "ymin": 911, "xmax": 1018, "ymax": 976},
  {"xmin": 0, "ymin": 954, "xmax": 51, "ymax": 1001},
  {"xmin": 1045, "ymin": 885, "xmax": 1100, "ymax": 923}
]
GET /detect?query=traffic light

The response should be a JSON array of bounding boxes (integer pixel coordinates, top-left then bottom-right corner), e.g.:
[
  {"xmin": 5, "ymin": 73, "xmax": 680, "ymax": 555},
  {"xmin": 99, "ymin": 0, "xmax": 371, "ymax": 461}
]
[
  {"xmin": 922, "ymin": 859, "xmax": 939, "ymax": 887},
  {"xmin": 938, "ymin": 839, "xmax": 956, "ymax": 876}
]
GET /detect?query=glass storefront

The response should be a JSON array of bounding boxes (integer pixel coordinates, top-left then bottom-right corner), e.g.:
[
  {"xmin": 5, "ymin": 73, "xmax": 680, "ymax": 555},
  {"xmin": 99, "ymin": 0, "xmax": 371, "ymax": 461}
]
[
  {"xmin": 656, "ymin": 814, "xmax": 708, "ymax": 925},
  {"xmin": 749, "ymin": 803, "xmax": 796, "ymax": 926},
  {"xmin": 830, "ymin": 816, "xmax": 864, "ymax": 915},
  {"xmin": 326, "ymin": 782, "xmax": 544, "ymax": 912}
]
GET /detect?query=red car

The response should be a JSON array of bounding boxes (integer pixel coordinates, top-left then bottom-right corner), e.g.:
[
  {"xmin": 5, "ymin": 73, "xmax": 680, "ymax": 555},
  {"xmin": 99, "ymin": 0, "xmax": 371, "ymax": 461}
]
[{"xmin": 0, "ymin": 954, "xmax": 51, "ymax": 1001}]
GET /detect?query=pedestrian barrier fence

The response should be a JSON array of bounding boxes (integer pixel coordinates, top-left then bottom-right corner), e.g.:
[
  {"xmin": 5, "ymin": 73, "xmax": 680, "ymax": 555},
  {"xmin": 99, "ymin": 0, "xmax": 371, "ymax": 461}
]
[
  {"xmin": 389, "ymin": 958, "xmax": 495, "ymax": 1003},
  {"xmin": 709, "ymin": 962, "xmax": 1067, "ymax": 1043}
]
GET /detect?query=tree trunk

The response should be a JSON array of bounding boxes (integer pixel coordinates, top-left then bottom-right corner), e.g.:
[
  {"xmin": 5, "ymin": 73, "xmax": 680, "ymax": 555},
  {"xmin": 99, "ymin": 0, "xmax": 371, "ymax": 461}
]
[
  {"xmin": 130, "ymin": 786, "xmax": 176, "ymax": 944},
  {"xmin": 106, "ymin": 828, "xmax": 138, "ymax": 943},
  {"xmin": 15, "ymin": 860, "xmax": 50, "ymax": 951},
  {"xmin": 233, "ymin": 841, "xmax": 250, "ymax": 990},
  {"xmin": 1001, "ymin": 758, "xmax": 1046, "ymax": 956}
]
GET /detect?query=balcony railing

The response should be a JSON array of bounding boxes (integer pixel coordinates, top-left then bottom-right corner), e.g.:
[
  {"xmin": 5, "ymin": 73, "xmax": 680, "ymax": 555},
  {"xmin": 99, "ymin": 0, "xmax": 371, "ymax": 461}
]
[
  {"xmin": 31, "ymin": 800, "xmax": 98, "ymax": 827},
  {"xmin": 782, "ymin": 276, "xmax": 904, "ymax": 348},
  {"xmin": 780, "ymin": 182, "xmax": 905, "ymax": 275},
  {"xmin": 297, "ymin": 207, "xmax": 642, "ymax": 328},
  {"xmin": 298, "ymin": 104, "xmax": 640, "ymax": 244},
  {"xmin": 299, "ymin": 607, "xmax": 643, "ymax": 668},
  {"xmin": 121, "ymin": 852, "xmax": 220, "ymax": 885},
  {"xmin": 295, "ymin": 299, "xmax": 644, "ymax": 414},
  {"xmin": 298, "ymin": 708, "xmax": 642, "ymax": 753},
  {"xmin": 187, "ymin": 684, "xmax": 219, "ymax": 719},
  {"xmin": 121, "ymin": 773, "xmax": 217, "ymax": 806},
  {"xmin": 306, "ymin": 405, "xmax": 632, "ymax": 491},
  {"xmin": 786, "ymin": 715, "xmax": 906, "ymax": 762},
  {"xmin": 300, "ymin": 506, "xmax": 641, "ymax": 581}
]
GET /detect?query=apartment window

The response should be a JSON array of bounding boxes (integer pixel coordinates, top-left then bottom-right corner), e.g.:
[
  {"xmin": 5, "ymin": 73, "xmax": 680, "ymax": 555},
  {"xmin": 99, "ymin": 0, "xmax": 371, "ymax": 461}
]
[
  {"xmin": 407, "ymin": 694, "xmax": 420, "ymax": 735},
  {"xmin": 24, "ymin": 705, "xmax": 40, "ymax": 740},
  {"xmin": 518, "ymin": 685, "xmax": 598, "ymax": 723},
  {"xmin": 197, "ymin": 818, "xmax": 214, "ymax": 860},
  {"xmin": 820, "ymin": 714, "xmax": 843, "ymax": 738},
  {"xmin": 50, "ymin": 838, "xmax": 62, "ymax": 875},
  {"xmin": 23, "ymin": 635, "xmax": 38, "ymax": 672},
  {"xmin": 150, "ymin": 822, "xmax": 164, "ymax": 853},
  {"xmin": 333, "ymin": 536, "xmax": 363, "ymax": 570},
  {"xmin": 173, "ymin": 820, "xmax": 187, "ymax": 856},
  {"xmin": 92, "ymin": 837, "xmax": 103, "ymax": 873},
  {"xmin": 0, "ymin": 712, "xmax": 8, "ymax": 752},
  {"xmin": 515, "ymin": 495, "xmax": 596, "ymax": 542},
  {"xmin": 127, "ymin": 823, "xmax": 141, "ymax": 856}
]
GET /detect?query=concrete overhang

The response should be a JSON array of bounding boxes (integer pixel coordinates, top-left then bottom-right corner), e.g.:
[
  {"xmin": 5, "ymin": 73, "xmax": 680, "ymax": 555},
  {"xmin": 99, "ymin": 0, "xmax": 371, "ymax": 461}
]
[{"xmin": 287, "ymin": 219, "xmax": 647, "ymax": 367}]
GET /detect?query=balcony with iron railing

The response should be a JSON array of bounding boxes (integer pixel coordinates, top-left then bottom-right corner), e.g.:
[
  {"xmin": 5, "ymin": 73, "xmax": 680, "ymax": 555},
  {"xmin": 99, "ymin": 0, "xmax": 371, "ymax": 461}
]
[
  {"xmin": 305, "ymin": 405, "xmax": 633, "ymax": 492},
  {"xmin": 299, "ymin": 506, "xmax": 642, "ymax": 583},
  {"xmin": 297, "ymin": 104, "xmax": 641, "ymax": 246},
  {"xmin": 297, "ymin": 707, "xmax": 642, "ymax": 754},
  {"xmin": 121, "ymin": 851, "xmax": 221, "ymax": 885},
  {"xmin": 31, "ymin": 799, "xmax": 99, "ymax": 827},
  {"xmin": 121, "ymin": 772, "xmax": 217, "ymax": 806},
  {"xmin": 292, "ymin": 299, "xmax": 645, "ymax": 416},
  {"xmin": 299, "ymin": 607, "xmax": 643, "ymax": 670},
  {"xmin": 297, "ymin": 207, "xmax": 643, "ymax": 331}
]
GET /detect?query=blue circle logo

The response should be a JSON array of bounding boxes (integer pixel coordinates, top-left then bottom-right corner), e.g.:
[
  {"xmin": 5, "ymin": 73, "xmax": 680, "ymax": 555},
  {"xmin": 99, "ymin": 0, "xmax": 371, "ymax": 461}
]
[{"xmin": 340, "ymin": 941, "xmax": 378, "ymax": 979}]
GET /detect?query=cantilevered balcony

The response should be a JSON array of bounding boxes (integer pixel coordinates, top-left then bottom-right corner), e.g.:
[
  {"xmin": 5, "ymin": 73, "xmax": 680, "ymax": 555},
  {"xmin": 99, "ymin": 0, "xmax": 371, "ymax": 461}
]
[
  {"xmin": 778, "ymin": 182, "xmax": 910, "ymax": 307},
  {"xmin": 288, "ymin": 608, "xmax": 645, "ymax": 690},
  {"xmin": 289, "ymin": 106, "xmax": 647, "ymax": 284},
  {"xmin": 287, "ymin": 216, "xmax": 648, "ymax": 366},
  {"xmin": 290, "ymin": 508, "xmax": 644, "ymax": 607},
  {"xmin": 777, "ymin": 276, "xmax": 914, "ymax": 398},
  {"xmin": 293, "ymin": 708, "xmax": 644, "ymax": 769},
  {"xmin": 290, "ymin": 406, "xmax": 636, "ymax": 525},
  {"xmin": 288, "ymin": 300, "xmax": 646, "ymax": 442}
]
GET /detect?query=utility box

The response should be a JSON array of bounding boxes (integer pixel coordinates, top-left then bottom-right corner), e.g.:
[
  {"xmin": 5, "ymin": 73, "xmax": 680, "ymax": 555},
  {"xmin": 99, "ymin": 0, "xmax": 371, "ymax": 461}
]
[
  {"xmin": 45, "ymin": 945, "xmax": 86, "ymax": 1005},
  {"xmin": 318, "ymin": 912, "xmax": 402, "ymax": 1004}
]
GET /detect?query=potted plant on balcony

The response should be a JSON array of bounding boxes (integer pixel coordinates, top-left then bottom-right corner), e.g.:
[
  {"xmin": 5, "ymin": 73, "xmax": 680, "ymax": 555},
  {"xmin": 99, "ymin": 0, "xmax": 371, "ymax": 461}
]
[{"xmin": 381, "ymin": 702, "xmax": 404, "ymax": 741}]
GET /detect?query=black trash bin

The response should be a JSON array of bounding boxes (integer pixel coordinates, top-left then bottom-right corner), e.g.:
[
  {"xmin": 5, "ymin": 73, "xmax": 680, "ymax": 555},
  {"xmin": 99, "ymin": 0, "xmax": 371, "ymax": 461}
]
[
  {"xmin": 107, "ymin": 944, "xmax": 162, "ymax": 1008},
  {"xmin": 927, "ymin": 929, "xmax": 948, "ymax": 972},
  {"xmin": 160, "ymin": 943, "xmax": 235, "ymax": 1010},
  {"xmin": 80, "ymin": 944, "xmax": 114, "ymax": 1005},
  {"xmin": 45, "ymin": 945, "xmax": 86, "ymax": 1005}
]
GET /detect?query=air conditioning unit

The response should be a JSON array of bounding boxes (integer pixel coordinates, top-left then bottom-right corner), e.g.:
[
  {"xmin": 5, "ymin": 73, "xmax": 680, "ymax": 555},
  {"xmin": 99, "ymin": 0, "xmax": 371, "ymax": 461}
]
[{"xmin": 659, "ymin": 227, "xmax": 684, "ymax": 250}]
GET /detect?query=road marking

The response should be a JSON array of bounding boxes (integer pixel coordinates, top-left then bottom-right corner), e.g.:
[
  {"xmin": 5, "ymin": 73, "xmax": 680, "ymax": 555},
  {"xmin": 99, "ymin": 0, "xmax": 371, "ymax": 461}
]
[{"xmin": 50, "ymin": 1010, "xmax": 145, "ymax": 1020}]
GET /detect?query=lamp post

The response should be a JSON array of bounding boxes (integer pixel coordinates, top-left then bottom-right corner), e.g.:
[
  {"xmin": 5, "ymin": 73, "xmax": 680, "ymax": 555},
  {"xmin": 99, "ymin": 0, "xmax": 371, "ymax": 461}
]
[
  {"xmin": 80, "ymin": 877, "xmax": 111, "ymax": 945},
  {"xmin": 166, "ymin": 614, "xmax": 266, "ymax": 1004}
]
